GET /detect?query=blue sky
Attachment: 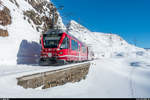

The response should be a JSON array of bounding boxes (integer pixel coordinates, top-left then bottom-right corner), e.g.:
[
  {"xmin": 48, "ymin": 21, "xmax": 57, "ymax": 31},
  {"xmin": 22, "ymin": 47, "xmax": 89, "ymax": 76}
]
[{"xmin": 52, "ymin": 0, "xmax": 150, "ymax": 48}]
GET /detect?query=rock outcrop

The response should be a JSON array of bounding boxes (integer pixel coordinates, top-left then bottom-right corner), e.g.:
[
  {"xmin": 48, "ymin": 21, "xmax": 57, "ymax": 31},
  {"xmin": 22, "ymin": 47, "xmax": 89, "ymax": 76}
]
[
  {"xmin": 0, "ymin": 0, "xmax": 65, "ymax": 65},
  {"xmin": 0, "ymin": 29, "xmax": 8, "ymax": 37},
  {"xmin": 0, "ymin": 6, "xmax": 11, "ymax": 26},
  {"xmin": 0, "ymin": 0, "xmax": 65, "ymax": 37},
  {"xmin": 23, "ymin": 0, "xmax": 62, "ymax": 33},
  {"xmin": 0, "ymin": 4, "xmax": 11, "ymax": 37}
]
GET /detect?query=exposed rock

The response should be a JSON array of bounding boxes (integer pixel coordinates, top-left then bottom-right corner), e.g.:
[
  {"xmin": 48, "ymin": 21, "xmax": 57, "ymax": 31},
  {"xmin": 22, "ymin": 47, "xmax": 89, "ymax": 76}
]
[
  {"xmin": 0, "ymin": 29, "xmax": 9, "ymax": 37},
  {"xmin": 47, "ymin": 3, "xmax": 54, "ymax": 11},
  {"xmin": 54, "ymin": 12, "xmax": 59, "ymax": 25},
  {"xmin": 27, "ymin": 0, "xmax": 48, "ymax": 14},
  {"xmin": 42, "ymin": 16, "xmax": 53, "ymax": 30},
  {"xmin": 9, "ymin": 0, "xmax": 19, "ymax": 8},
  {"xmin": 24, "ymin": 10, "xmax": 42, "ymax": 25},
  {"xmin": 23, "ymin": 0, "xmax": 60, "ymax": 33},
  {"xmin": 0, "ymin": 6, "xmax": 11, "ymax": 26}
]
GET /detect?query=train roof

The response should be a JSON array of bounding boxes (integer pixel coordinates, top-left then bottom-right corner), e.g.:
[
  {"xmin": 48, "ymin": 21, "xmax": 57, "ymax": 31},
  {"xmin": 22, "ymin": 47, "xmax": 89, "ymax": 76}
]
[
  {"xmin": 45, "ymin": 29, "xmax": 66, "ymax": 35},
  {"xmin": 44, "ymin": 29, "xmax": 87, "ymax": 46}
]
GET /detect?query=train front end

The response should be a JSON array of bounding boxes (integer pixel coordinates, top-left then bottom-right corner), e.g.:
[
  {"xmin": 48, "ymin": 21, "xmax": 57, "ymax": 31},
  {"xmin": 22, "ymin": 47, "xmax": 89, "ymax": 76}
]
[{"xmin": 39, "ymin": 30, "xmax": 66, "ymax": 66}]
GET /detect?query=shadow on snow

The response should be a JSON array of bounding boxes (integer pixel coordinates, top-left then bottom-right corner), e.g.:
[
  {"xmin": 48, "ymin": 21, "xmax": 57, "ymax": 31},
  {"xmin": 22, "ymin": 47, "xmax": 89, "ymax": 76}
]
[{"xmin": 17, "ymin": 40, "xmax": 41, "ymax": 65}]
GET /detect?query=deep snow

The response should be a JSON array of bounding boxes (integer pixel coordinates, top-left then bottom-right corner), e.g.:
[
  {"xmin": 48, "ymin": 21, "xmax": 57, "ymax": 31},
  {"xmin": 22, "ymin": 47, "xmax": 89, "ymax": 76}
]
[
  {"xmin": 0, "ymin": 0, "xmax": 150, "ymax": 98},
  {"xmin": 0, "ymin": 0, "xmax": 65, "ymax": 65},
  {"xmin": 1, "ymin": 56, "xmax": 150, "ymax": 98}
]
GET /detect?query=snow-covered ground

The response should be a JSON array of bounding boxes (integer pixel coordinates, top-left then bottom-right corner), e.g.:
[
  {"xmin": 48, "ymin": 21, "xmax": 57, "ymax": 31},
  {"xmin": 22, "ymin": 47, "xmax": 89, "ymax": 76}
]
[
  {"xmin": 1, "ymin": 56, "xmax": 150, "ymax": 98},
  {"xmin": 0, "ymin": 0, "xmax": 65, "ymax": 65},
  {"xmin": 0, "ymin": 0, "xmax": 41, "ymax": 65},
  {"xmin": 0, "ymin": 0, "xmax": 150, "ymax": 98}
]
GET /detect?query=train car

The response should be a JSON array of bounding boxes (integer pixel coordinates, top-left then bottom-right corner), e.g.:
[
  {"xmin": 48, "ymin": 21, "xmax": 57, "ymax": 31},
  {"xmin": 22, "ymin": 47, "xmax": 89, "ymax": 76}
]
[{"xmin": 39, "ymin": 29, "xmax": 88, "ymax": 66}]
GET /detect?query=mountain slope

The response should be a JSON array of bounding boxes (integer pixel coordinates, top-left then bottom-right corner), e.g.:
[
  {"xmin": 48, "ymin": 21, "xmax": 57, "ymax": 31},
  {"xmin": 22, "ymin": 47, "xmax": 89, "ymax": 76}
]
[
  {"xmin": 67, "ymin": 20, "xmax": 147, "ymax": 58},
  {"xmin": 0, "ymin": 0, "xmax": 65, "ymax": 65},
  {"xmin": 0, "ymin": 1, "xmax": 150, "ymax": 98}
]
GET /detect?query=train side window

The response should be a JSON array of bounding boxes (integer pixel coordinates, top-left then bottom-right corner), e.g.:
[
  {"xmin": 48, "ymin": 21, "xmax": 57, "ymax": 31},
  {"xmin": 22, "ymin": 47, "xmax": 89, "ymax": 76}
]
[
  {"xmin": 75, "ymin": 41, "xmax": 78, "ymax": 50},
  {"xmin": 71, "ymin": 40, "xmax": 75, "ymax": 50},
  {"xmin": 60, "ymin": 37, "xmax": 69, "ymax": 49},
  {"xmin": 71, "ymin": 40, "xmax": 78, "ymax": 51},
  {"xmin": 82, "ymin": 46, "xmax": 86, "ymax": 53}
]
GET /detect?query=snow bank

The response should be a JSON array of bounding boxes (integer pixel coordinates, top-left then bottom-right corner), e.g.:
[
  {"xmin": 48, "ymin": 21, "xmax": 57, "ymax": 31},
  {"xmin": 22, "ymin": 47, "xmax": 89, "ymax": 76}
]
[
  {"xmin": 0, "ymin": 0, "xmax": 150, "ymax": 98},
  {"xmin": 0, "ymin": 0, "xmax": 65, "ymax": 65},
  {"xmin": 0, "ymin": 0, "xmax": 40, "ymax": 65},
  {"xmin": 1, "ymin": 57, "xmax": 150, "ymax": 98}
]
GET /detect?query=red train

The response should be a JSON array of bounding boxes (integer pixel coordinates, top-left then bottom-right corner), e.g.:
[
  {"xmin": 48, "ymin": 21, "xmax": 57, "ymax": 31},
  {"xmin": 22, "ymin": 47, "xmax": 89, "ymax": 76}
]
[{"xmin": 39, "ymin": 29, "xmax": 88, "ymax": 66}]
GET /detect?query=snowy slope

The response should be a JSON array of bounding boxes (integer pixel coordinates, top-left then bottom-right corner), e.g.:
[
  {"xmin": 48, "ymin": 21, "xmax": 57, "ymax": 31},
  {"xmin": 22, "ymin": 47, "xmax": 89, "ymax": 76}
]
[
  {"xmin": 0, "ymin": 0, "xmax": 65, "ymax": 65},
  {"xmin": 0, "ymin": 0, "xmax": 150, "ymax": 98},
  {"xmin": 1, "ymin": 58, "xmax": 150, "ymax": 98},
  {"xmin": 67, "ymin": 20, "xmax": 147, "ymax": 59}
]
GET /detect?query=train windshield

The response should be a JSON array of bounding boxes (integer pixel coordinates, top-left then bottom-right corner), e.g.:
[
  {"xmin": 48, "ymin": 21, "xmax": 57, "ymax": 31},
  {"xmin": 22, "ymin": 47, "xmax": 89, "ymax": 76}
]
[{"xmin": 43, "ymin": 34, "xmax": 62, "ymax": 48}]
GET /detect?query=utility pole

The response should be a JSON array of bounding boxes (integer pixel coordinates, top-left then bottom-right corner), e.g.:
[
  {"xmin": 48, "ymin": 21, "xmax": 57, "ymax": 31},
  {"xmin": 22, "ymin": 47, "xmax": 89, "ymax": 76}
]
[{"xmin": 51, "ymin": 6, "xmax": 64, "ymax": 29}]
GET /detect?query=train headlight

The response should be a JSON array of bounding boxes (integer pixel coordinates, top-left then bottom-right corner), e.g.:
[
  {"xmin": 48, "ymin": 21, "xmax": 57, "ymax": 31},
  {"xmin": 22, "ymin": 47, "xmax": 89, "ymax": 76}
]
[
  {"xmin": 48, "ymin": 53, "xmax": 52, "ymax": 57},
  {"xmin": 59, "ymin": 52, "xmax": 63, "ymax": 54}
]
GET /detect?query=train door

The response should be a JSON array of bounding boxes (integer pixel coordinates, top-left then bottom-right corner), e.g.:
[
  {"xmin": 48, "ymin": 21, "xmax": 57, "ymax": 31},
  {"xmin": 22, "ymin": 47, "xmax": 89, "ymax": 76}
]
[{"xmin": 58, "ymin": 36, "xmax": 69, "ymax": 62}]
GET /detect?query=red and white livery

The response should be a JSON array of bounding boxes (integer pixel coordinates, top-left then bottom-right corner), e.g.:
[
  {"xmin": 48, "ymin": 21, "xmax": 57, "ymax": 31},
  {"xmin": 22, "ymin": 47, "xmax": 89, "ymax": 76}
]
[{"xmin": 40, "ymin": 29, "xmax": 88, "ymax": 66}]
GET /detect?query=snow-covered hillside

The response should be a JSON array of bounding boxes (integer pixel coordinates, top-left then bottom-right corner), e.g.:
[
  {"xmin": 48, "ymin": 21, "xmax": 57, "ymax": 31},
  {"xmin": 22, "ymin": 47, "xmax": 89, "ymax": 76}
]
[
  {"xmin": 145, "ymin": 48, "xmax": 150, "ymax": 52},
  {"xmin": 0, "ymin": 0, "xmax": 147, "ymax": 65},
  {"xmin": 67, "ymin": 20, "xmax": 147, "ymax": 59},
  {"xmin": 1, "ymin": 0, "xmax": 150, "ymax": 98},
  {"xmin": 0, "ymin": 0, "xmax": 65, "ymax": 65}
]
